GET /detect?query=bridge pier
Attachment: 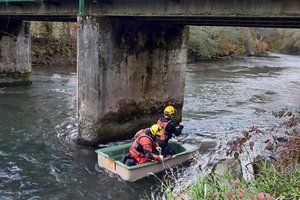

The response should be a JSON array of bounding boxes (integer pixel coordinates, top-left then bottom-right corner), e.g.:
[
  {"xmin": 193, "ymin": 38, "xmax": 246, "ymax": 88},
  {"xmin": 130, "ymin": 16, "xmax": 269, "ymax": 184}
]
[
  {"xmin": 77, "ymin": 16, "xmax": 188, "ymax": 145},
  {"xmin": 0, "ymin": 20, "xmax": 31, "ymax": 86}
]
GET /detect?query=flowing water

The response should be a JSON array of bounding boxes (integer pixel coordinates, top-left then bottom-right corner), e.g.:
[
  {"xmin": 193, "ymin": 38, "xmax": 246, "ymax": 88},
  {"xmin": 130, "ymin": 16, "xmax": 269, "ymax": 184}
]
[{"xmin": 0, "ymin": 54, "xmax": 300, "ymax": 199}]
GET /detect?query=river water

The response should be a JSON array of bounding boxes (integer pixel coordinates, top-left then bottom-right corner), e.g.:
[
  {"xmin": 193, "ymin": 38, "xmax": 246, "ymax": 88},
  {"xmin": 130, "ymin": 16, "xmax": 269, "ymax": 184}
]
[{"xmin": 0, "ymin": 54, "xmax": 300, "ymax": 199}]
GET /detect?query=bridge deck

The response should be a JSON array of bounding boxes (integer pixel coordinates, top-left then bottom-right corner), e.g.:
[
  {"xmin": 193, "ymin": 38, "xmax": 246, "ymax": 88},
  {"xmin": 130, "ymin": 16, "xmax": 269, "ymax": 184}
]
[{"xmin": 0, "ymin": 0, "xmax": 300, "ymax": 27}]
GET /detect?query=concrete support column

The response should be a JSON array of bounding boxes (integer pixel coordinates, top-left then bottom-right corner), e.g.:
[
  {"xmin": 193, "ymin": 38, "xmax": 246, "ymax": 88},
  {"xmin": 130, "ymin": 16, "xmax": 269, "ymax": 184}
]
[
  {"xmin": 0, "ymin": 20, "xmax": 31, "ymax": 86},
  {"xmin": 77, "ymin": 16, "xmax": 188, "ymax": 145}
]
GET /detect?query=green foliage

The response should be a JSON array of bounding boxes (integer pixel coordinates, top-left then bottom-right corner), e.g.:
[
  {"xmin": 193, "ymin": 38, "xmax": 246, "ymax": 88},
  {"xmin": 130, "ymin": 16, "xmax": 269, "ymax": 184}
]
[
  {"xmin": 30, "ymin": 22, "xmax": 46, "ymax": 38},
  {"xmin": 188, "ymin": 27, "xmax": 300, "ymax": 60},
  {"xmin": 188, "ymin": 26, "xmax": 252, "ymax": 60},
  {"xmin": 252, "ymin": 162, "xmax": 300, "ymax": 199},
  {"xmin": 190, "ymin": 175, "xmax": 230, "ymax": 199},
  {"xmin": 279, "ymin": 30, "xmax": 300, "ymax": 54},
  {"xmin": 30, "ymin": 22, "xmax": 77, "ymax": 65},
  {"xmin": 188, "ymin": 27, "xmax": 219, "ymax": 60},
  {"xmin": 31, "ymin": 22, "xmax": 76, "ymax": 41},
  {"xmin": 143, "ymin": 178, "xmax": 176, "ymax": 200},
  {"xmin": 164, "ymin": 178, "xmax": 177, "ymax": 200},
  {"xmin": 189, "ymin": 164, "xmax": 300, "ymax": 200}
]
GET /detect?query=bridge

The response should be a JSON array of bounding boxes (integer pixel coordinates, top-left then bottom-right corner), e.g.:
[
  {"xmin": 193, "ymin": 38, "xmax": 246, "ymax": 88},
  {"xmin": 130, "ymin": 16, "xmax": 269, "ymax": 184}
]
[{"xmin": 1, "ymin": 0, "xmax": 300, "ymax": 145}]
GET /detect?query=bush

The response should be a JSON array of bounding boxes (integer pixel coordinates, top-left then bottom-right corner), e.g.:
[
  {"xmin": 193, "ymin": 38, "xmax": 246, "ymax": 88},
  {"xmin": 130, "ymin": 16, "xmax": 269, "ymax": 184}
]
[
  {"xmin": 188, "ymin": 27, "xmax": 300, "ymax": 60},
  {"xmin": 188, "ymin": 27, "xmax": 220, "ymax": 60},
  {"xmin": 30, "ymin": 22, "xmax": 77, "ymax": 65}
]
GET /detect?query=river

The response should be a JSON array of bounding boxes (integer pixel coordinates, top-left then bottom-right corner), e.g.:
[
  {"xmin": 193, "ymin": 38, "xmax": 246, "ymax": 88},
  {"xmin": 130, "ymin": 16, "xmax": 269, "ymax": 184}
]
[{"xmin": 0, "ymin": 54, "xmax": 300, "ymax": 199}]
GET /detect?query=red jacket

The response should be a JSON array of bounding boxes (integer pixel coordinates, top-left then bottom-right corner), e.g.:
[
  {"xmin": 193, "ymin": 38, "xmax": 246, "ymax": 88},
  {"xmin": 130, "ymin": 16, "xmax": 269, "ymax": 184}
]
[
  {"xmin": 129, "ymin": 129, "xmax": 161, "ymax": 164},
  {"xmin": 156, "ymin": 117, "xmax": 170, "ymax": 142}
]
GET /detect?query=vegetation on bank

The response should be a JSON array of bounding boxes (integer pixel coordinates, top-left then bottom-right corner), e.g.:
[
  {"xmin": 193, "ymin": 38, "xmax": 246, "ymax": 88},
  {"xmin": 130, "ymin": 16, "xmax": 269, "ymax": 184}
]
[
  {"xmin": 149, "ymin": 108, "xmax": 300, "ymax": 199},
  {"xmin": 30, "ymin": 22, "xmax": 77, "ymax": 65},
  {"xmin": 189, "ymin": 164, "xmax": 300, "ymax": 199},
  {"xmin": 188, "ymin": 27, "xmax": 300, "ymax": 60},
  {"xmin": 31, "ymin": 22, "xmax": 300, "ymax": 64}
]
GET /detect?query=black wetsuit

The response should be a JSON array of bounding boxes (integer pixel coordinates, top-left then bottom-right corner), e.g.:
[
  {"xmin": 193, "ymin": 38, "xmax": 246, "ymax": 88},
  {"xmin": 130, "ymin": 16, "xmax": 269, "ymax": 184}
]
[{"xmin": 157, "ymin": 116, "xmax": 184, "ymax": 156}]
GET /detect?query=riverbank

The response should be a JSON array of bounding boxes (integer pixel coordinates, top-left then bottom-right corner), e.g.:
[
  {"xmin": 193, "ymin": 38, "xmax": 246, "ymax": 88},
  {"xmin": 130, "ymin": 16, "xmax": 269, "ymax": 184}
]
[
  {"xmin": 188, "ymin": 26, "xmax": 300, "ymax": 61},
  {"xmin": 154, "ymin": 108, "xmax": 300, "ymax": 199}
]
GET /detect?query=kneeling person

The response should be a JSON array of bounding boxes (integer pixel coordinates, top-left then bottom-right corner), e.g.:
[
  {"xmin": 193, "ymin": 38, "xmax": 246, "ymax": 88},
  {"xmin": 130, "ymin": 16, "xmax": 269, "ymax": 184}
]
[{"xmin": 127, "ymin": 124, "xmax": 164, "ymax": 165}]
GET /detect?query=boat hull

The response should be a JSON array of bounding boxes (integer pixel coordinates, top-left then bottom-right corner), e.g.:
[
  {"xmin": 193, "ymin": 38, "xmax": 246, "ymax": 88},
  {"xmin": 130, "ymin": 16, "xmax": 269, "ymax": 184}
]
[{"xmin": 96, "ymin": 141, "xmax": 198, "ymax": 182}]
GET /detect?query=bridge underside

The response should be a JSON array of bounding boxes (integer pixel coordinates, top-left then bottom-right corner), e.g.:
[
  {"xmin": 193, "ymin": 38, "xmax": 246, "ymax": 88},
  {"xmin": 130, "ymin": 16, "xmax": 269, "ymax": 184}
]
[
  {"xmin": 1, "ymin": 15, "xmax": 300, "ymax": 28},
  {"xmin": 115, "ymin": 16, "xmax": 300, "ymax": 28}
]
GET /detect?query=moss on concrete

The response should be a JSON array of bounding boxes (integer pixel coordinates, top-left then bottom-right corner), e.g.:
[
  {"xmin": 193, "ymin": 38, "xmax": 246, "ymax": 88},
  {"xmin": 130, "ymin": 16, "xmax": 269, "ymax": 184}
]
[
  {"xmin": 77, "ymin": 102, "xmax": 183, "ymax": 146},
  {"xmin": 21, "ymin": 73, "xmax": 32, "ymax": 83},
  {"xmin": 0, "ymin": 72, "xmax": 32, "ymax": 87}
]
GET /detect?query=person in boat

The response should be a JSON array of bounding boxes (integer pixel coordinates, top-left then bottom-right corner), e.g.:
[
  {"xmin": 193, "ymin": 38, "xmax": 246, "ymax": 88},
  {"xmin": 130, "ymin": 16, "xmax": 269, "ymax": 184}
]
[
  {"xmin": 125, "ymin": 124, "xmax": 164, "ymax": 166},
  {"xmin": 156, "ymin": 105, "xmax": 184, "ymax": 157}
]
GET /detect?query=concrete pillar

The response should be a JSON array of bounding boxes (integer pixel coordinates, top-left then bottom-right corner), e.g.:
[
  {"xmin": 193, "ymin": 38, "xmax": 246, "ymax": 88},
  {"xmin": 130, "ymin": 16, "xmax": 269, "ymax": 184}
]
[
  {"xmin": 77, "ymin": 16, "xmax": 188, "ymax": 145},
  {"xmin": 0, "ymin": 20, "xmax": 31, "ymax": 86}
]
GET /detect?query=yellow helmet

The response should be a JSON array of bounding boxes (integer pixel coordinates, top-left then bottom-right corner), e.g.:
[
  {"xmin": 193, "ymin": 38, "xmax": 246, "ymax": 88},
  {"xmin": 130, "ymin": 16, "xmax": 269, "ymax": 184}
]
[
  {"xmin": 150, "ymin": 124, "xmax": 163, "ymax": 135},
  {"xmin": 164, "ymin": 106, "xmax": 176, "ymax": 115}
]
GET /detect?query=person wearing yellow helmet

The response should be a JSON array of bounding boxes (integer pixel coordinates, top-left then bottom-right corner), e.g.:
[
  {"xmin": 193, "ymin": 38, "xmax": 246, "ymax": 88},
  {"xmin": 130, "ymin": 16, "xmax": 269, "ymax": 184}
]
[
  {"xmin": 156, "ymin": 105, "xmax": 184, "ymax": 157},
  {"xmin": 126, "ymin": 124, "xmax": 164, "ymax": 165}
]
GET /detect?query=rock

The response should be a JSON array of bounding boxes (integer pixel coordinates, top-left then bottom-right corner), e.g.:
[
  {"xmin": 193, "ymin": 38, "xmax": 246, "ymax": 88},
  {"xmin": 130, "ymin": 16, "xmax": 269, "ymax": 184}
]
[
  {"xmin": 212, "ymin": 158, "xmax": 243, "ymax": 180},
  {"xmin": 252, "ymin": 155, "xmax": 276, "ymax": 178}
]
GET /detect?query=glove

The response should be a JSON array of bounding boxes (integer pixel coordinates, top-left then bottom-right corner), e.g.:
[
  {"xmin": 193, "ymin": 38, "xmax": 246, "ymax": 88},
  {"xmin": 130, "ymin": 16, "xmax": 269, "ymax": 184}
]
[{"xmin": 159, "ymin": 155, "xmax": 164, "ymax": 160}]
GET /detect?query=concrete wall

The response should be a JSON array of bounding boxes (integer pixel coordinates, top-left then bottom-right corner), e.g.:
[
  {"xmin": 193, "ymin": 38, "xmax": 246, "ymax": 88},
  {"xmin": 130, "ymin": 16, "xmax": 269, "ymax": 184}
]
[
  {"xmin": 77, "ymin": 16, "xmax": 188, "ymax": 145},
  {"xmin": 0, "ymin": 20, "xmax": 31, "ymax": 86}
]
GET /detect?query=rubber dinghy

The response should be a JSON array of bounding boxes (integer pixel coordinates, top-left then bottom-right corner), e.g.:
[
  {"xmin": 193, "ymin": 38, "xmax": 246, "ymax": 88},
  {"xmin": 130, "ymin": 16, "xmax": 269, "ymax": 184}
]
[{"xmin": 95, "ymin": 139, "xmax": 199, "ymax": 182}]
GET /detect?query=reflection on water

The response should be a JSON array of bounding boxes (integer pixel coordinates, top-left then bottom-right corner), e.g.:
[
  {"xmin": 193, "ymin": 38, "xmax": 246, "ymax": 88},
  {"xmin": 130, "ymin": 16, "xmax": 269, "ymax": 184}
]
[{"xmin": 0, "ymin": 54, "xmax": 300, "ymax": 199}]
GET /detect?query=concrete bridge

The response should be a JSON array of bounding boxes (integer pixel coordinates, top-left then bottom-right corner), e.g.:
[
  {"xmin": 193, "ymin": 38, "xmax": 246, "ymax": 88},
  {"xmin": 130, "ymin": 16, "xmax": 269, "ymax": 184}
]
[{"xmin": 1, "ymin": 0, "xmax": 300, "ymax": 145}]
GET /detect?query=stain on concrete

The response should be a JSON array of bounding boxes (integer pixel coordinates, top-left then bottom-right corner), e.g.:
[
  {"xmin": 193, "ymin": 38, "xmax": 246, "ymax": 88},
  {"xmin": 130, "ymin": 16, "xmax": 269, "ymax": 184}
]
[
  {"xmin": 0, "ymin": 20, "xmax": 31, "ymax": 86},
  {"xmin": 77, "ymin": 16, "xmax": 188, "ymax": 145}
]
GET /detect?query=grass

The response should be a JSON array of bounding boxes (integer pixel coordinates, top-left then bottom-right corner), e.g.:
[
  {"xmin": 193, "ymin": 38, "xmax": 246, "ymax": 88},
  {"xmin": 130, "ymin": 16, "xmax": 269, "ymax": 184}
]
[
  {"xmin": 189, "ymin": 162, "xmax": 300, "ymax": 200},
  {"xmin": 144, "ymin": 161, "xmax": 300, "ymax": 199}
]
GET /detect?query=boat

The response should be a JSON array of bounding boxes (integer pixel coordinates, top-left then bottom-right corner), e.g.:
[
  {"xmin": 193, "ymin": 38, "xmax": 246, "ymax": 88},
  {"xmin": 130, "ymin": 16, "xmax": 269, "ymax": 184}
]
[{"xmin": 95, "ymin": 139, "xmax": 199, "ymax": 182}]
